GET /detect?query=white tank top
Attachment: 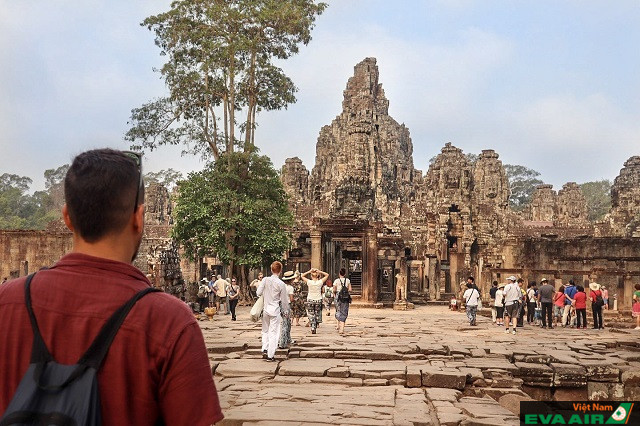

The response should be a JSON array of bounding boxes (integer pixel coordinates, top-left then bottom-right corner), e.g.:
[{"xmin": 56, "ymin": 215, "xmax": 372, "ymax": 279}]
[{"xmin": 306, "ymin": 279, "xmax": 323, "ymax": 301}]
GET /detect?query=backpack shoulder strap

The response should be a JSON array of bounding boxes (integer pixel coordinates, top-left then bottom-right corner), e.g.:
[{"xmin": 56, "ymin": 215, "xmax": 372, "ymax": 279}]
[
  {"xmin": 79, "ymin": 287, "xmax": 161, "ymax": 370},
  {"xmin": 24, "ymin": 272, "xmax": 53, "ymax": 364}
]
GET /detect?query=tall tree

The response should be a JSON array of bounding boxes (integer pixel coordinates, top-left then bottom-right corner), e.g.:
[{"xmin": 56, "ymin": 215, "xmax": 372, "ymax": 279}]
[
  {"xmin": 144, "ymin": 168, "xmax": 184, "ymax": 192},
  {"xmin": 172, "ymin": 151, "xmax": 293, "ymax": 302},
  {"xmin": 580, "ymin": 180, "xmax": 612, "ymax": 222},
  {"xmin": 504, "ymin": 164, "xmax": 544, "ymax": 211},
  {"xmin": 126, "ymin": 0, "xmax": 327, "ymax": 160}
]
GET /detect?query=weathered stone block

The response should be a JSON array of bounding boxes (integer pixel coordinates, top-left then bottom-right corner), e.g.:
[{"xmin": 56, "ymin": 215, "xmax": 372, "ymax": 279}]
[
  {"xmin": 621, "ymin": 369, "xmax": 640, "ymax": 385},
  {"xmin": 514, "ymin": 362, "xmax": 553, "ymax": 387},
  {"xmin": 553, "ymin": 387, "xmax": 588, "ymax": 401},
  {"xmin": 584, "ymin": 363, "xmax": 620, "ymax": 382},
  {"xmin": 422, "ymin": 368, "xmax": 467, "ymax": 390},
  {"xmin": 551, "ymin": 363, "xmax": 587, "ymax": 387},
  {"xmin": 406, "ymin": 366, "xmax": 422, "ymax": 388},
  {"xmin": 588, "ymin": 381, "xmax": 624, "ymax": 400},
  {"xmin": 425, "ymin": 387, "xmax": 462, "ymax": 402}
]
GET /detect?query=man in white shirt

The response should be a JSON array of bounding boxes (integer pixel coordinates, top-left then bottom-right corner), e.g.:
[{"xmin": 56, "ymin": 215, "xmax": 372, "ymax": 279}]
[
  {"xmin": 212, "ymin": 275, "xmax": 229, "ymax": 315},
  {"xmin": 256, "ymin": 261, "xmax": 290, "ymax": 361},
  {"xmin": 462, "ymin": 281, "xmax": 481, "ymax": 326},
  {"xmin": 503, "ymin": 275, "xmax": 522, "ymax": 335}
]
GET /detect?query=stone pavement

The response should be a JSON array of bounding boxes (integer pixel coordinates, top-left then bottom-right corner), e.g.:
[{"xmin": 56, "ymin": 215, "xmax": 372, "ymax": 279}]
[{"xmin": 201, "ymin": 306, "xmax": 640, "ymax": 425}]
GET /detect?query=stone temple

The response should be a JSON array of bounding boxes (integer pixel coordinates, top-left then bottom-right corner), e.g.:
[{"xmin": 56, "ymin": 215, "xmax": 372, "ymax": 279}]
[
  {"xmin": 2, "ymin": 57, "xmax": 639, "ymax": 310},
  {"xmin": 280, "ymin": 57, "xmax": 640, "ymax": 308}
]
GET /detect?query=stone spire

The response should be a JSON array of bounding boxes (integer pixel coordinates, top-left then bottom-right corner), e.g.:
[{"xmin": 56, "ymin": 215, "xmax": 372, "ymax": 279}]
[
  {"xmin": 609, "ymin": 156, "xmax": 640, "ymax": 236},
  {"xmin": 307, "ymin": 57, "xmax": 415, "ymax": 220}
]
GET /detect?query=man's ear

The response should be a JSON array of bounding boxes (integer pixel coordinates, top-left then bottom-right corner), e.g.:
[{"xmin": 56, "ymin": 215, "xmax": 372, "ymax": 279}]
[
  {"xmin": 133, "ymin": 204, "xmax": 145, "ymax": 233},
  {"xmin": 62, "ymin": 205, "xmax": 74, "ymax": 232}
]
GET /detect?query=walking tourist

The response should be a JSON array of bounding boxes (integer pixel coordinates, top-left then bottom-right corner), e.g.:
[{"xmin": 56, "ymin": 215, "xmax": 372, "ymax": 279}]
[
  {"xmin": 538, "ymin": 278, "xmax": 554, "ymax": 329},
  {"xmin": 227, "ymin": 277, "xmax": 240, "ymax": 321},
  {"xmin": 489, "ymin": 281, "xmax": 499, "ymax": 324},
  {"xmin": 562, "ymin": 280, "xmax": 577, "ymax": 327},
  {"xmin": 602, "ymin": 285, "xmax": 609, "ymax": 309},
  {"xmin": 503, "ymin": 276, "xmax": 521, "ymax": 335},
  {"xmin": 574, "ymin": 285, "xmax": 588, "ymax": 329},
  {"xmin": 197, "ymin": 277, "xmax": 210, "ymax": 313},
  {"xmin": 278, "ymin": 271, "xmax": 296, "ymax": 349},
  {"xmin": 494, "ymin": 284, "xmax": 505, "ymax": 326},
  {"xmin": 334, "ymin": 268, "xmax": 352, "ymax": 335},
  {"xmin": 553, "ymin": 285, "xmax": 566, "ymax": 327},
  {"xmin": 257, "ymin": 261, "xmax": 290, "ymax": 361},
  {"xmin": 0, "ymin": 149, "xmax": 223, "ymax": 424},
  {"xmin": 301, "ymin": 268, "xmax": 328, "ymax": 334},
  {"xmin": 633, "ymin": 284, "xmax": 640, "ymax": 329},
  {"xmin": 213, "ymin": 274, "xmax": 229, "ymax": 314},
  {"xmin": 291, "ymin": 271, "xmax": 307, "ymax": 326},
  {"xmin": 526, "ymin": 282, "xmax": 537, "ymax": 324},
  {"xmin": 323, "ymin": 279, "xmax": 334, "ymax": 317},
  {"xmin": 463, "ymin": 281, "xmax": 481, "ymax": 326},
  {"xmin": 589, "ymin": 282, "xmax": 604, "ymax": 329},
  {"xmin": 517, "ymin": 278, "xmax": 526, "ymax": 327},
  {"xmin": 250, "ymin": 272, "xmax": 264, "ymax": 299}
]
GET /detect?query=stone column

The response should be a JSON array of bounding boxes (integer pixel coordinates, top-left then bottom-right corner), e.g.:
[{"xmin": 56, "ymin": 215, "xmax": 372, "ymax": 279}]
[
  {"xmin": 623, "ymin": 274, "xmax": 633, "ymax": 311},
  {"xmin": 363, "ymin": 229, "xmax": 378, "ymax": 303},
  {"xmin": 310, "ymin": 231, "xmax": 322, "ymax": 270}
]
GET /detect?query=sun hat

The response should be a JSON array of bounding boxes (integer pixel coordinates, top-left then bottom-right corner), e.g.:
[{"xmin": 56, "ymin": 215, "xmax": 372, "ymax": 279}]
[
  {"xmin": 282, "ymin": 270, "xmax": 296, "ymax": 281},
  {"xmin": 540, "ymin": 277, "xmax": 548, "ymax": 283},
  {"xmin": 201, "ymin": 277, "xmax": 208, "ymax": 282},
  {"xmin": 507, "ymin": 275, "xmax": 517, "ymax": 282},
  {"xmin": 589, "ymin": 282, "xmax": 601, "ymax": 291},
  {"xmin": 498, "ymin": 284, "xmax": 505, "ymax": 289}
]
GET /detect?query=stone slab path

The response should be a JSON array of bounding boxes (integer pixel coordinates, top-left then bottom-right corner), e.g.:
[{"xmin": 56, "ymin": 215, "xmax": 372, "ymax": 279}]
[{"xmin": 201, "ymin": 306, "xmax": 640, "ymax": 425}]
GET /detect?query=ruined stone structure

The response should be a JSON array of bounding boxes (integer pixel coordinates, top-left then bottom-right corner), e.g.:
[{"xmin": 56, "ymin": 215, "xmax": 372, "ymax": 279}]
[
  {"xmin": 1, "ymin": 182, "xmax": 200, "ymax": 301},
  {"xmin": 281, "ymin": 57, "xmax": 640, "ymax": 308}
]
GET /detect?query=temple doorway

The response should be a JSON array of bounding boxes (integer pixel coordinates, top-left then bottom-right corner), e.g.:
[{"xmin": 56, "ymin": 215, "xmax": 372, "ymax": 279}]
[{"xmin": 323, "ymin": 236, "xmax": 363, "ymax": 296}]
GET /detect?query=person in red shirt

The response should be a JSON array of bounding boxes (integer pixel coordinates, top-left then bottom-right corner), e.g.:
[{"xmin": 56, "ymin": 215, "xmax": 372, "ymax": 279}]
[
  {"xmin": 0, "ymin": 149, "xmax": 223, "ymax": 425},
  {"xmin": 573, "ymin": 285, "xmax": 588, "ymax": 329}
]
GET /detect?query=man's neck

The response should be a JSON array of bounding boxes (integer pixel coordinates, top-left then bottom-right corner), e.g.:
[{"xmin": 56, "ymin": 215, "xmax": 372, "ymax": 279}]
[{"xmin": 71, "ymin": 234, "xmax": 134, "ymax": 264}]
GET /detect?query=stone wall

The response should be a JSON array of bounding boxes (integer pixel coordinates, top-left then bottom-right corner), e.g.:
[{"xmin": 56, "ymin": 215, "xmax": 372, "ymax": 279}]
[{"xmin": 0, "ymin": 230, "xmax": 73, "ymax": 279}]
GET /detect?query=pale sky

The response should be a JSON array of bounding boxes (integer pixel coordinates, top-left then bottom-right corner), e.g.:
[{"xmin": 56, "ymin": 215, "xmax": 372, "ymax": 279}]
[{"xmin": 1, "ymin": 0, "xmax": 639, "ymax": 192}]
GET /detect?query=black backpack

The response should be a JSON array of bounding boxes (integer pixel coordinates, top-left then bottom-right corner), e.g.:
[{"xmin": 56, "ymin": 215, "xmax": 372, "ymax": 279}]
[
  {"xmin": 0, "ymin": 273, "xmax": 160, "ymax": 426},
  {"xmin": 337, "ymin": 278, "xmax": 351, "ymax": 304}
]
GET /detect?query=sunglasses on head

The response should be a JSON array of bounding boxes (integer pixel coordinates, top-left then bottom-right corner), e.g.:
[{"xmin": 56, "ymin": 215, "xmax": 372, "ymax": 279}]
[{"xmin": 122, "ymin": 151, "xmax": 143, "ymax": 213}]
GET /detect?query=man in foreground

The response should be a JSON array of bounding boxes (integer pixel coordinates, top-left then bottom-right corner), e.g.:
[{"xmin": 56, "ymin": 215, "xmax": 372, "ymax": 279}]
[{"xmin": 0, "ymin": 149, "xmax": 222, "ymax": 425}]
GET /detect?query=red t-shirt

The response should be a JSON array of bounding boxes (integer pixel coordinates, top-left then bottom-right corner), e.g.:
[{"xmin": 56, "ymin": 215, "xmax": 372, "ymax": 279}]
[
  {"xmin": 590, "ymin": 289, "xmax": 602, "ymax": 303},
  {"xmin": 573, "ymin": 291, "xmax": 587, "ymax": 309},
  {"xmin": 0, "ymin": 253, "xmax": 223, "ymax": 425}
]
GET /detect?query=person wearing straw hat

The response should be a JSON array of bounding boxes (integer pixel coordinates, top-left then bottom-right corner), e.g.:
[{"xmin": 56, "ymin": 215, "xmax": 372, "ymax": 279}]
[
  {"xmin": 589, "ymin": 282, "xmax": 604, "ymax": 329},
  {"xmin": 278, "ymin": 271, "xmax": 296, "ymax": 349},
  {"xmin": 503, "ymin": 276, "xmax": 521, "ymax": 335}
]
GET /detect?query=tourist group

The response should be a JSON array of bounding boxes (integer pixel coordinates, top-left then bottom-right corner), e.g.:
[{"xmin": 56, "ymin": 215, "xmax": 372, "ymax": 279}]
[{"xmin": 457, "ymin": 275, "xmax": 640, "ymax": 334}]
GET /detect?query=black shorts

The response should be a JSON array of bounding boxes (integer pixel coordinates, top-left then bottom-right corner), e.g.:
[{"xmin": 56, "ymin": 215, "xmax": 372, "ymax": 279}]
[
  {"xmin": 496, "ymin": 306, "xmax": 504, "ymax": 318},
  {"xmin": 504, "ymin": 302, "xmax": 520, "ymax": 318}
]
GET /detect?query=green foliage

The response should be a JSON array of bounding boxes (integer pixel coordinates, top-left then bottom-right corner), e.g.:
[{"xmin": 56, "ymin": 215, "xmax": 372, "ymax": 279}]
[
  {"xmin": 172, "ymin": 151, "xmax": 293, "ymax": 269},
  {"xmin": 0, "ymin": 167, "xmax": 68, "ymax": 230},
  {"xmin": 126, "ymin": 0, "xmax": 327, "ymax": 160},
  {"xmin": 580, "ymin": 180, "xmax": 612, "ymax": 222},
  {"xmin": 504, "ymin": 164, "xmax": 544, "ymax": 211},
  {"xmin": 144, "ymin": 168, "xmax": 184, "ymax": 192}
]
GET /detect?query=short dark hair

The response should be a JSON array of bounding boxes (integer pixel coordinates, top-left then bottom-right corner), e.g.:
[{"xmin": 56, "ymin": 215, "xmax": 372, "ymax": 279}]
[
  {"xmin": 65, "ymin": 149, "xmax": 143, "ymax": 242},
  {"xmin": 492, "ymin": 281, "xmax": 498, "ymax": 286},
  {"xmin": 339, "ymin": 268, "xmax": 346, "ymax": 276},
  {"xmin": 577, "ymin": 285, "xmax": 584, "ymax": 292},
  {"xmin": 467, "ymin": 276, "xmax": 474, "ymax": 282},
  {"xmin": 517, "ymin": 278, "xmax": 524, "ymax": 284},
  {"xmin": 569, "ymin": 279, "xmax": 575, "ymax": 286},
  {"xmin": 635, "ymin": 284, "xmax": 640, "ymax": 291}
]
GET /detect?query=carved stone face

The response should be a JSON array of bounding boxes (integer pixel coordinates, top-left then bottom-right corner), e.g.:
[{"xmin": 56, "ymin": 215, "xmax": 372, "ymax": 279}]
[{"xmin": 444, "ymin": 170, "xmax": 460, "ymax": 189}]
